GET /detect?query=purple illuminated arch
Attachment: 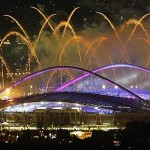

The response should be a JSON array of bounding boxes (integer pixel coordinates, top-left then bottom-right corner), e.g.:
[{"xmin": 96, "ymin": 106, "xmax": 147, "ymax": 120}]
[
  {"xmin": 55, "ymin": 64, "xmax": 150, "ymax": 92},
  {"xmin": 0, "ymin": 65, "xmax": 146, "ymax": 102}
]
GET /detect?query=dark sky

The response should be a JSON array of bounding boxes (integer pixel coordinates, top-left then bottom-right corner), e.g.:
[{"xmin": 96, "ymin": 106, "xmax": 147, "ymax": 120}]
[
  {"xmin": 0, "ymin": 0, "xmax": 77, "ymax": 36},
  {"xmin": 0, "ymin": 0, "xmax": 149, "ymax": 37},
  {"xmin": 0, "ymin": 0, "xmax": 150, "ymax": 74}
]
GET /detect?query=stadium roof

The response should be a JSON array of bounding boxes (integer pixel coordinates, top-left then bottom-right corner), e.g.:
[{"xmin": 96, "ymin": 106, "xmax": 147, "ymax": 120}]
[
  {"xmin": 1, "ymin": 92, "xmax": 150, "ymax": 113},
  {"xmin": 1, "ymin": 65, "xmax": 150, "ymax": 113}
]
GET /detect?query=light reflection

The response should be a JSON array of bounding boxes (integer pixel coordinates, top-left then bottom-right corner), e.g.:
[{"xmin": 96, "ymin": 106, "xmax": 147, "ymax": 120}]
[{"xmin": 4, "ymin": 102, "xmax": 113, "ymax": 114}]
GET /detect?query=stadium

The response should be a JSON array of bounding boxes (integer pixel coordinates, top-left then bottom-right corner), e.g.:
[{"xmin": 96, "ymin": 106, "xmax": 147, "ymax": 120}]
[
  {"xmin": 0, "ymin": 5, "xmax": 150, "ymax": 131},
  {"xmin": 0, "ymin": 64, "xmax": 150, "ymax": 130}
]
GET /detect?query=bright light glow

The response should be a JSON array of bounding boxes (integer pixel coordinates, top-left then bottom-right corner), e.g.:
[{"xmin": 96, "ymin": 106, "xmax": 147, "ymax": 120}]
[
  {"xmin": 115, "ymin": 85, "xmax": 118, "ymax": 89},
  {"xmin": 40, "ymin": 101, "xmax": 44, "ymax": 105},
  {"xmin": 36, "ymin": 107, "xmax": 47, "ymax": 109},
  {"xmin": 75, "ymin": 103, "xmax": 80, "ymax": 106},
  {"xmin": 52, "ymin": 107, "xmax": 62, "ymax": 109},
  {"xmin": 102, "ymin": 85, "xmax": 106, "ymax": 89},
  {"xmin": 5, "ymin": 88, "xmax": 10, "ymax": 94},
  {"xmin": 71, "ymin": 107, "xmax": 80, "ymax": 111}
]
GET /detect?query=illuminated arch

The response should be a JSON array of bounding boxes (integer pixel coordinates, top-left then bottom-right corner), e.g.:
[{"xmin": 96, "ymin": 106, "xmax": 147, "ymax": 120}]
[
  {"xmin": 0, "ymin": 65, "xmax": 144, "ymax": 102},
  {"xmin": 56, "ymin": 64, "xmax": 150, "ymax": 92},
  {"xmin": 0, "ymin": 65, "xmax": 150, "ymax": 112}
]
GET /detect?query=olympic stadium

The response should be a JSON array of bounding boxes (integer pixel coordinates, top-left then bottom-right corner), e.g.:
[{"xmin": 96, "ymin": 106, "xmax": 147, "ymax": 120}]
[{"xmin": 0, "ymin": 64, "xmax": 150, "ymax": 129}]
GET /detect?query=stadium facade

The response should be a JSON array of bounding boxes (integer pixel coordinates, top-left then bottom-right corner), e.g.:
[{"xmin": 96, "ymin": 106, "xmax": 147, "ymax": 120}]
[{"xmin": 0, "ymin": 64, "xmax": 150, "ymax": 129}]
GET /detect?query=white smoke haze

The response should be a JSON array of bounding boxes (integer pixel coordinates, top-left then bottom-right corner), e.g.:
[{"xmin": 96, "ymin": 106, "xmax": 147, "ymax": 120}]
[{"xmin": 35, "ymin": 23, "xmax": 150, "ymax": 69}]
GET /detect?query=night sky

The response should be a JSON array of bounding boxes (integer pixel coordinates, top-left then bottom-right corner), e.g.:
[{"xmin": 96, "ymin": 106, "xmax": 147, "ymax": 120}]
[
  {"xmin": 0, "ymin": 0, "xmax": 149, "ymax": 37},
  {"xmin": 0, "ymin": 0, "xmax": 150, "ymax": 76},
  {"xmin": 0, "ymin": 0, "xmax": 76, "ymax": 36}
]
